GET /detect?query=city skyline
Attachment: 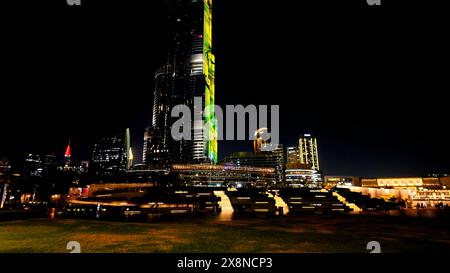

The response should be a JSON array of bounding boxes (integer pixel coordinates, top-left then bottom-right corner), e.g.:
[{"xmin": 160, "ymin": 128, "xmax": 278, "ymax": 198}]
[
  {"xmin": 1, "ymin": 0, "xmax": 450, "ymax": 258},
  {"xmin": 1, "ymin": 0, "xmax": 449, "ymax": 177}
]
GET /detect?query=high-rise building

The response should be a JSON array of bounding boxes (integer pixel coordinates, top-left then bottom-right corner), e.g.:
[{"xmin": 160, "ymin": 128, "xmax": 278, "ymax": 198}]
[
  {"xmin": 285, "ymin": 142, "xmax": 321, "ymax": 188},
  {"xmin": 91, "ymin": 130, "xmax": 128, "ymax": 179},
  {"xmin": 223, "ymin": 145, "xmax": 285, "ymax": 186},
  {"xmin": 125, "ymin": 128, "xmax": 133, "ymax": 170},
  {"xmin": 0, "ymin": 158, "xmax": 12, "ymax": 209},
  {"xmin": 142, "ymin": 127, "xmax": 150, "ymax": 164},
  {"xmin": 299, "ymin": 134, "xmax": 320, "ymax": 171},
  {"xmin": 44, "ymin": 154, "xmax": 57, "ymax": 168},
  {"xmin": 128, "ymin": 147, "xmax": 134, "ymax": 170},
  {"xmin": 145, "ymin": 0, "xmax": 217, "ymax": 167},
  {"xmin": 23, "ymin": 154, "xmax": 43, "ymax": 177},
  {"xmin": 0, "ymin": 158, "xmax": 11, "ymax": 175},
  {"xmin": 142, "ymin": 127, "xmax": 170, "ymax": 169},
  {"xmin": 286, "ymin": 146, "xmax": 300, "ymax": 165},
  {"xmin": 43, "ymin": 154, "xmax": 58, "ymax": 176}
]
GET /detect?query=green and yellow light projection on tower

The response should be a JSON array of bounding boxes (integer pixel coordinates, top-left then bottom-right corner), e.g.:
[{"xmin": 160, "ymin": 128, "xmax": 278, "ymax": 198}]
[{"xmin": 204, "ymin": 0, "xmax": 218, "ymax": 164}]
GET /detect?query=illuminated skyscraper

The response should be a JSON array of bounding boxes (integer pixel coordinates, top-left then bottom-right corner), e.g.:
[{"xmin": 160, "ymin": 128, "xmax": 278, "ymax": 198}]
[
  {"xmin": 299, "ymin": 134, "xmax": 320, "ymax": 171},
  {"xmin": 23, "ymin": 154, "xmax": 43, "ymax": 178},
  {"xmin": 146, "ymin": 0, "xmax": 217, "ymax": 167},
  {"xmin": 143, "ymin": 127, "xmax": 170, "ymax": 169},
  {"xmin": 286, "ymin": 146, "xmax": 300, "ymax": 165},
  {"xmin": 91, "ymin": 130, "xmax": 128, "ymax": 179},
  {"xmin": 142, "ymin": 128, "xmax": 150, "ymax": 164},
  {"xmin": 125, "ymin": 128, "xmax": 133, "ymax": 170}
]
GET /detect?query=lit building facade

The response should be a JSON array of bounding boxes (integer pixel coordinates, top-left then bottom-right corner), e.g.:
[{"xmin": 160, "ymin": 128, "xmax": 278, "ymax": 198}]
[
  {"xmin": 299, "ymin": 134, "xmax": 320, "ymax": 171},
  {"xmin": 286, "ymin": 146, "xmax": 300, "ymax": 165},
  {"xmin": 23, "ymin": 154, "xmax": 43, "ymax": 178},
  {"xmin": 171, "ymin": 164, "xmax": 275, "ymax": 188},
  {"xmin": 441, "ymin": 176, "xmax": 450, "ymax": 189},
  {"xmin": 91, "ymin": 130, "xmax": 128, "ymax": 179},
  {"xmin": 324, "ymin": 176, "xmax": 361, "ymax": 188},
  {"xmin": 80, "ymin": 161, "xmax": 89, "ymax": 173},
  {"xmin": 125, "ymin": 128, "xmax": 133, "ymax": 170},
  {"xmin": 143, "ymin": 126, "xmax": 170, "ymax": 169},
  {"xmin": 64, "ymin": 142, "xmax": 72, "ymax": 168},
  {"xmin": 142, "ymin": 127, "xmax": 151, "ymax": 165},
  {"xmin": 356, "ymin": 176, "xmax": 450, "ymax": 208},
  {"xmin": 145, "ymin": 0, "xmax": 217, "ymax": 167},
  {"xmin": 285, "ymin": 163, "xmax": 323, "ymax": 188},
  {"xmin": 222, "ymin": 146, "xmax": 285, "ymax": 185},
  {"xmin": 0, "ymin": 158, "xmax": 11, "ymax": 175},
  {"xmin": 360, "ymin": 177, "xmax": 441, "ymax": 189},
  {"xmin": 58, "ymin": 142, "xmax": 78, "ymax": 172},
  {"xmin": 0, "ymin": 159, "xmax": 13, "ymax": 209},
  {"xmin": 44, "ymin": 154, "xmax": 57, "ymax": 170}
]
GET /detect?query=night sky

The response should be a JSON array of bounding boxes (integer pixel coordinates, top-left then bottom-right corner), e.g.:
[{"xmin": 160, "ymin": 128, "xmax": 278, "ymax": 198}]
[{"xmin": 1, "ymin": 0, "xmax": 449, "ymax": 177}]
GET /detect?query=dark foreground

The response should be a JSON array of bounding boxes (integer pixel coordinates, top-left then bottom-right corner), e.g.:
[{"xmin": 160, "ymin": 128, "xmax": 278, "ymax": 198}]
[{"xmin": 1, "ymin": 214, "xmax": 450, "ymax": 253}]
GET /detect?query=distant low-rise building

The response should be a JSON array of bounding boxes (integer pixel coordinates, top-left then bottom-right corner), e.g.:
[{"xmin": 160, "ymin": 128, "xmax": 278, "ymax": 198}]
[
  {"xmin": 324, "ymin": 176, "xmax": 361, "ymax": 188},
  {"xmin": 285, "ymin": 163, "xmax": 322, "ymax": 188},
  {"xmin": 439, "ymin": 176, "xmax": 450, "ymax": 189},
  {"xmin": 222, "ymin": 147, "xmax": 285, "ymax": 186},
  {"xmin": 171, "ymin": 164, "xmax": 276, "ymax": 188},
  {"xmin": 360, "ymin": 177, "xmax": 441, "ymax": 189}
]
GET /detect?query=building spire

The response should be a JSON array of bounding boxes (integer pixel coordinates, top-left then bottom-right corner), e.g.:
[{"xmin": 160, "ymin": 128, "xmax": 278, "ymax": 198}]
[
  {"xmin": 65, "ymin": 138, "xmax": 71, "ymax": 158},
  {"xmin": 64, "ymin": 137, "xmax": 72, "ymax": 168}
]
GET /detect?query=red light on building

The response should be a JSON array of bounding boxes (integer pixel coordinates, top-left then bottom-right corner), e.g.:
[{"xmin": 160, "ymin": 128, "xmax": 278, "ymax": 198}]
[{"xmin": 65, "ymin": 145, "xmax": 71, "ymax": 157}]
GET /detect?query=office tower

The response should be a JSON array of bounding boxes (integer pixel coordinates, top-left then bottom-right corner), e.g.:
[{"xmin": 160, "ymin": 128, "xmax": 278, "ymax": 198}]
[
  {"xmin": 42, "ymin": 154, "xmax": 58, "ymax": 177},
  {"xmin": 0, "ymin": 159, "xmax": 11, "ymax": 209},
  {"xmin": 270, "ymin": 145, "xmax": 285, "ymax": 184},
  {"xmin": 127, "ymin": 147, "xmax": 134, "ymax": 170},
  {"xmin": 146, "ymin": 0, "xmax": 217, "ymax": 167},
  {"xmin": 91, "ymin": 130, "xmax": 128, "ymax": 179},
  {"xmin": 0, "ymin": 158, "xmax": 11, "ymax": 175},
  {"xmin": 23, "ymin": 154, "xmax": 43, "ymax": 177},
  {"xmin": 142, "ymin": 127, "xmax": 150, "ymax": 164},
  {"xmin": 286, "ymin": 146, "xmax": 300, "ymax": 165},
  {"xmin": 44, "ymin": 154, "xmax": 57, "ymax": 169},
  {"xmin": 223, "ymin": 144, "xmax": 285, "ymax": 185},
  {"xmin": 299, "ymin": 134, "xmax": 320, "ymax": 171},
  {"xmin": 125, "ymin": 128, "xmax": 133, "ymax": 170},
  {"xmin": 143, "ymin": 127, "xmax": 170, "ymax": 169}
]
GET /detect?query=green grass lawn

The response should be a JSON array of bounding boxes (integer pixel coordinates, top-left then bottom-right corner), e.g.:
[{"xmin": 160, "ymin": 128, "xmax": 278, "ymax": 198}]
[{"xmin": 1, "ymin": 216, "xmax": 450, "ymax": 253}]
